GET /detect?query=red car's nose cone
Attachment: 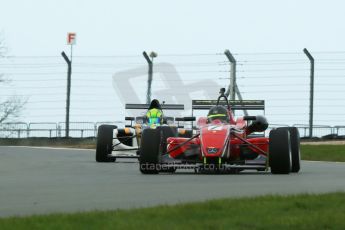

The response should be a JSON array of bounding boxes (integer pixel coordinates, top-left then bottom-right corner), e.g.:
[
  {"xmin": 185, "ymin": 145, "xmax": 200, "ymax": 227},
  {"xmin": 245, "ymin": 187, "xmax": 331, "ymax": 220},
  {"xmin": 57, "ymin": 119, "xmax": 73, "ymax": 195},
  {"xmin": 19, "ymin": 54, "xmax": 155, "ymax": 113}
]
[{"xmin": 200, "ymin": 123, "xmax": 230, "ymax": 157}]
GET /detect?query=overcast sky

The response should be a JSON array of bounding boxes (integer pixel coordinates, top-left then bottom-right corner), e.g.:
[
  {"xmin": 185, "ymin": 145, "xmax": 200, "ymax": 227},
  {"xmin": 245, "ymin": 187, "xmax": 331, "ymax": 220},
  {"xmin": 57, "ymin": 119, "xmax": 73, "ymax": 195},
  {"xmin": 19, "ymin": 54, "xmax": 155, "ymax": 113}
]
[
  {"xmin": 1, "ymin": 0, "xmax": 345, "ymax": 55},
  {"xmin": 1, "ymin": 0, "xmax": 345, "ymax": 135}
]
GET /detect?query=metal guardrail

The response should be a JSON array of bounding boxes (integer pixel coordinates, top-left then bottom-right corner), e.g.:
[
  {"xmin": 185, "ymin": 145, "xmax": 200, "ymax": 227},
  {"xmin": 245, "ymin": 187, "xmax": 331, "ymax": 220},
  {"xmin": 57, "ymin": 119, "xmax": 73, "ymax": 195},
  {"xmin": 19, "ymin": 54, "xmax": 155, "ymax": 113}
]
[
  {"xmin": 0, "ymin": 122, "xmax": 29, "ymax": 138},
  {"xmin": 0, "ymin": 122, "xmax": 124, "ymax": 138},
  {"xmin": 267, "ymin": 124, "xmax": 340, "ymax": 139},
  {"xmin": 0, "ymin": 122, "xmax": 343, "ymax": 139},
  {"xmin": 334, "ymin": 126, "xmax": 345, "ymax": 136},
  {"xmin": 292, "ymin": 124, "xmax": 335, "ymax": 138},
  {"xmin": 28, "ymin": 123, "xmax": 58, "ymax": 138}
]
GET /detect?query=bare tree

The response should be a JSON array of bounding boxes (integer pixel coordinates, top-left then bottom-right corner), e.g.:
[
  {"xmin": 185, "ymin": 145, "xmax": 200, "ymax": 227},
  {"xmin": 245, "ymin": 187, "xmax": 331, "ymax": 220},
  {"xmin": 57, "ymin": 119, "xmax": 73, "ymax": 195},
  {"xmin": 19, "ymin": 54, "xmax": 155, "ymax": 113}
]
[
  {"xmin": 0, "ymin": 35, "xmax": 7, "ymax": 57},
  {"xmin": 0, "ymin": 97, "xmax": 25, "ymax": 123},
  {"xmin": 0, "ymin": 35, "xmax": 25, "ymax": 124},
  {"xmin": 0, "ymin": 35, "xmax": 5, "ymax": 83}
]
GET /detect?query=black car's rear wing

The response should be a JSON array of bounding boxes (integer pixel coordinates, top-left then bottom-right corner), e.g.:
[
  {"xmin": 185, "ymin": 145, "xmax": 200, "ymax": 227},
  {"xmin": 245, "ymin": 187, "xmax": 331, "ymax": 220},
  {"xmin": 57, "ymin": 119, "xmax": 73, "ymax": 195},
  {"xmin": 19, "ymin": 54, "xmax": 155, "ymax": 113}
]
[
  {"xmin": 192, "ymin": 100, "xmax": 265, "ymax": 111},
  {"xmin": 125, "ymin": 104, "xmax": 184, "ymax": 110},
  {"xmin": 125, "ymin": 103, "xmax": 184, "ymax": 126}
]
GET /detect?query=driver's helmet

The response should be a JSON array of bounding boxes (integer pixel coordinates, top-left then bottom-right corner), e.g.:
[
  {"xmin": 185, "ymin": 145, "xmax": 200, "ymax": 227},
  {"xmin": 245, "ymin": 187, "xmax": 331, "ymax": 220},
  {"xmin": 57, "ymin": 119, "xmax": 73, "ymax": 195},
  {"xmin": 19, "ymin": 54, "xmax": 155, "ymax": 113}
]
[
  {"xmin": 148, "ymin": 99, "xmax": 161, "ymax": 110},
  {"xmin": 207, "ymin": 105, "xmax": 229, "ymax": 123}
]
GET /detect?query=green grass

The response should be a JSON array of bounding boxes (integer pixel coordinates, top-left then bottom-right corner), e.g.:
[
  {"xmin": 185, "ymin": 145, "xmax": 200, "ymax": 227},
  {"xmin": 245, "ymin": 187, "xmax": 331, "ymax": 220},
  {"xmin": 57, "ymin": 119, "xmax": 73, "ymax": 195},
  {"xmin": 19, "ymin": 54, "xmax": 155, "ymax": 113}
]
[
  {"xmin": 0, "ymin": 193, "xmax": 345, "ymax": 230},
  {"xmin": 301, "ymin": 145, "xmax": 345, "ymax": 162}
]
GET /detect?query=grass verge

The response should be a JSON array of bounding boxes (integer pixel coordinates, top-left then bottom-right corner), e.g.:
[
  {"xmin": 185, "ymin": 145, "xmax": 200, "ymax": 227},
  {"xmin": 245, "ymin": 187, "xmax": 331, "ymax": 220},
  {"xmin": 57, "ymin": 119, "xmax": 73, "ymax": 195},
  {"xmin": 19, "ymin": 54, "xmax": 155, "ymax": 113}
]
[
  {"xmin": 301, "ymin": 145, "xmax": 345, "ymax": 162},
  {"xmin": 0, "ymin": 192, "xmax": 344, "ymax": 230}
]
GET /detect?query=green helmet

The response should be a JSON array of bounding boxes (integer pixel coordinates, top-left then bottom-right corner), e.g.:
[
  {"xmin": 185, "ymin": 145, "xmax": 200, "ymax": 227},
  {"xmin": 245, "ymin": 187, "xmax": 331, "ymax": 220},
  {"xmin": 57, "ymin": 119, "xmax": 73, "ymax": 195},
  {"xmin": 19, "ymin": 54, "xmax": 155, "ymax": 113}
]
[
  {"xmin": 146, "ymin": 108, "xmax": 163, "ymax": 125},
  {"xmin": 207, "ymin": 106, "xmax": 229, "ymax": 123}
]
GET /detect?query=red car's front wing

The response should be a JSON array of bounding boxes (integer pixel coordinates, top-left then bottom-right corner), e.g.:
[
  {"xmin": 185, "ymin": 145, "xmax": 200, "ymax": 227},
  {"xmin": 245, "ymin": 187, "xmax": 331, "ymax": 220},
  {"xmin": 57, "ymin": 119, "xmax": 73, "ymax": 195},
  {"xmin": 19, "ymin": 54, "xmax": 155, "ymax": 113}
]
[{"xmin": 163, "ymin": 135, "xmax": 269, "ymax": 171}]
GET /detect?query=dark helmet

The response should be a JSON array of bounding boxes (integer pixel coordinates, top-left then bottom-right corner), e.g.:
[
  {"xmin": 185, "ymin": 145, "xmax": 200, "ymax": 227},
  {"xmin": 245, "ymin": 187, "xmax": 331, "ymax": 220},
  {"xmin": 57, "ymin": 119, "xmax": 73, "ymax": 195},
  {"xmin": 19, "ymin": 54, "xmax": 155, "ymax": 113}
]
[
  {"xmin": 207, "ymin": 106, "xmax": 229, "ymax": 123},
  {"xmin": 148, "ymin": 99, "xmax": 161, "ymax": 110}
]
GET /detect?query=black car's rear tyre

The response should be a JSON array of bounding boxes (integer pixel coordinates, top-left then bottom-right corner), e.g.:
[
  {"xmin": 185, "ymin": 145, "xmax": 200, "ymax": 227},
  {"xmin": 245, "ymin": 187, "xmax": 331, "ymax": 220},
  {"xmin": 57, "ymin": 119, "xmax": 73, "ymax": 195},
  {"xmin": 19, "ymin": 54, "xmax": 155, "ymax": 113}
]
[
  {"xmin": 139, "ymin": 129, "xmax": 161, "ymax": 174},
  {"xmin": 157, "ymin": 126, "xmax": 177, "ymax": 152},
  {"xmin": 277, "ymin": 127, "xmax": 301, "ymax": 173},
  {"xmin": 96, "ymin": 125, "xmax": 117, "ymax": 162},
  {"xmin": 269, "ymin": 128, "xmax": 292, "ymax": 174},
  {"xmin": 158, "ymin": 126, "xmax": 177, "ymax": 138}
]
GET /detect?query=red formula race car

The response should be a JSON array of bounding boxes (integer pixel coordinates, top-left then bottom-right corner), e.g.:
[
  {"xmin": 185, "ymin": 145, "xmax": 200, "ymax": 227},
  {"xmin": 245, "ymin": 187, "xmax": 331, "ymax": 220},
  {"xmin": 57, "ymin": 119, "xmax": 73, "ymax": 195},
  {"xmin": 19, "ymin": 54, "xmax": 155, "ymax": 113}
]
[{"xmin": 139, "ymin": 88, "xmax": 301, "ymax": 174}]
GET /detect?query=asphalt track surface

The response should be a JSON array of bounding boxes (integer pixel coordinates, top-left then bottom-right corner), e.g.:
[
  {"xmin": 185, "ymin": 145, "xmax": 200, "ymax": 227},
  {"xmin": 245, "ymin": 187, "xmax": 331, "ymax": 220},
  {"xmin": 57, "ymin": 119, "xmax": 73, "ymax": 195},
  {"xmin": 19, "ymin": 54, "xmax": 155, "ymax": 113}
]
[{"xmin": 1, "ymin": 146, "xmax": 345, "ymax": 217}]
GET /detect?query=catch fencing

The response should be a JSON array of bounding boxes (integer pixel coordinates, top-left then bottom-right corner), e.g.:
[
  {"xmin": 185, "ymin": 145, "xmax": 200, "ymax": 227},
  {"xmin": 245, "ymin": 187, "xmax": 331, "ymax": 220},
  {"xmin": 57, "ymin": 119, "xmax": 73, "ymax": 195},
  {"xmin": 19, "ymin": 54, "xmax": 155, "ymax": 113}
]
[
  {"xmin": 2, "ymin": 51, "xmax": 345, "ymax": 138},
  {"xmin": 0, "ymin": 122, "xmax": 344, "ymax": 139}
]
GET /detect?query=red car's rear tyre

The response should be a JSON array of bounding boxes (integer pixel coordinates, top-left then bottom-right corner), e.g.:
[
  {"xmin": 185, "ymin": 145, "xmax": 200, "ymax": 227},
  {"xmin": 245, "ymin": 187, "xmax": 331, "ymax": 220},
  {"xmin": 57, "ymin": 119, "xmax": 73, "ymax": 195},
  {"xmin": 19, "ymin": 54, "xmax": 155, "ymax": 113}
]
[
  {"xmin": 277, "ymin": 127, "xmax": 301, "ymax": 173},
  {"xmin": 269, "ymin": 128, "xmax": 292, "ymax": 174}
]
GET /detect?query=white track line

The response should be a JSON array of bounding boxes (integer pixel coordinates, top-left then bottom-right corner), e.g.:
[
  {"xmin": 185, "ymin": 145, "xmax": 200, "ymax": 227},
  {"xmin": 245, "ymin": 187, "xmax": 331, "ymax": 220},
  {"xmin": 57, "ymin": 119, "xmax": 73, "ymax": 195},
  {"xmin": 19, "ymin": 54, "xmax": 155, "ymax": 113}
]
[{"xmin": 303, "ymin": 160, "xmax": 345, "ymax": 164}]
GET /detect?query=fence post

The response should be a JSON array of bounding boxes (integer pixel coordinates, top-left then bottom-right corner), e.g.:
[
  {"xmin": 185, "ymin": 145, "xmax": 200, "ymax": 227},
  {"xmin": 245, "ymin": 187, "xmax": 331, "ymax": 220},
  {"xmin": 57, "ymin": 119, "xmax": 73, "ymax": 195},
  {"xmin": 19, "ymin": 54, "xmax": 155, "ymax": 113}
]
[
  {"xmin": 27, "ymin": 126, "xmax": 30, "ymax": 138},
  {"xmin": 57, "ymin": 124, "xmax": 61, "ymax": 138},
  {"xmin": 224, "ymin": 50, "xmax": 248, "ymax": 116},
  {"xmin": 61, "ymin": 51, "xmax": 72, "ymax": 138},
  {"xmin": 143, "ymin": 51, "xmax": 157, "ymax": 104},
  {"xmin": 224, "ymin": 49, "xmax": 236, "ymax": 100},
  {"xmin": 303, "ymin": 48, "xmax": 314, "ymax": 138}
]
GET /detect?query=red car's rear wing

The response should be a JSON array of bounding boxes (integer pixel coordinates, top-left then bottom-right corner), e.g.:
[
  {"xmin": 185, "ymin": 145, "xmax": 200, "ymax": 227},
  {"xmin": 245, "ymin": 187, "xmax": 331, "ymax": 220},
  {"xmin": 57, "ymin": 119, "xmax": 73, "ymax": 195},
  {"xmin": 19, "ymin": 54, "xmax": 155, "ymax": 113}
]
[
  {"xmin": 192, "ymin": 100, "xmax": 265, "ymax": 111},
  {"xmin": 191, "ymin": 100, "xmax": 265, "ymax": 127},
  {"xmin": 125, "ymin": 104, "xmax": 184, "ymax": 110}
]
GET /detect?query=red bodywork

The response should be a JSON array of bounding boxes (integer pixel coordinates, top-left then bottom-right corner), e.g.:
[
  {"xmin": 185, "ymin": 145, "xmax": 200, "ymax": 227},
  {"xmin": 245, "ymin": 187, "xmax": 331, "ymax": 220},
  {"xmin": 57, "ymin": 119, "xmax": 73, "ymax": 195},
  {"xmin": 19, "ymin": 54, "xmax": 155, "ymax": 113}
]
[{"xmin": 167, "ymin": 110, "xmax": 269, "ymax": 163}]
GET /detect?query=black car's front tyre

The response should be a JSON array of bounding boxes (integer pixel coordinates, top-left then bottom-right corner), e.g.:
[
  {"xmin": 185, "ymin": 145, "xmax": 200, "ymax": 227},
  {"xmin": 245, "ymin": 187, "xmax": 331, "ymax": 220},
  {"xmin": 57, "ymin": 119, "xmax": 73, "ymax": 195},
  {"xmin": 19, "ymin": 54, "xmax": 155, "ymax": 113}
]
[
  {"xmin": 96, "ymin": 125, "xmax": 117, "ymax": 162},
  {"xmin": 269, "ymin": 128, "xmax": 292, "ymax": 174},
  {"xmin": 139, "ymin": 129, "xmax": 161, "ymax": 174}
]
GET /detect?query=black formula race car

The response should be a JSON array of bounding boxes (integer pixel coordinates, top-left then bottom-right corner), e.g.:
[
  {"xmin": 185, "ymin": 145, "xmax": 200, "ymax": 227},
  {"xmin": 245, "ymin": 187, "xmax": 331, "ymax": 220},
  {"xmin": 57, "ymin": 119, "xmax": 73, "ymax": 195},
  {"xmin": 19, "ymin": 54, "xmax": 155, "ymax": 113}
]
[{"xmin": 95, "ymin": 103, "xmax": 192, "ymax": 162}]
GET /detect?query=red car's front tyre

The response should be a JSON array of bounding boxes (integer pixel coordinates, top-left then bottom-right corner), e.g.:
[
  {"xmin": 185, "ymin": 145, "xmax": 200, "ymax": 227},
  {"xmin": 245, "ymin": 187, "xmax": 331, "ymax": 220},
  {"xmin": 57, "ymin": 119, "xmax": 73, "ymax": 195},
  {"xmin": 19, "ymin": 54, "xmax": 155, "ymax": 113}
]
[{"xmin": 269, "ymin": 128, "xmax": 292, "ymax": 174}]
